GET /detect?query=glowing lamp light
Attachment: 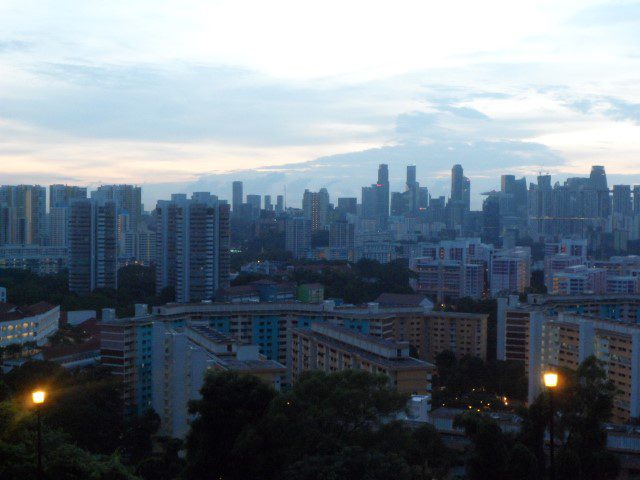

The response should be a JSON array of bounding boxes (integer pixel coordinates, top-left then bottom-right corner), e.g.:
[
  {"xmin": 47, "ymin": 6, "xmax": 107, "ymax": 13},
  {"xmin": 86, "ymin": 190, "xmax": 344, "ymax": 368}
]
[
  {"xmin": 32, "ymin": 390, "xmax": 46, "ymax": 405},
  {"xmin": 543, "ymin": 372, "xmax": 558, "ymax": 388}
]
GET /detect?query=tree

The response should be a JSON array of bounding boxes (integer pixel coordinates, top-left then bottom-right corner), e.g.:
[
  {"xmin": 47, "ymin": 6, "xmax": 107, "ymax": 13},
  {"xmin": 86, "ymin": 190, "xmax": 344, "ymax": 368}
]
[
  {"xmin": 184, "ymin": 369, "xmax": 448, "ymax": 480},
  {"xmin": 184, "ymin": 371, "xmax": 276, "ymax": 480},
  {"xmin": 282, "ymin": 446, "xmax": 413, "ymax": 480},
  {"xmin": 455, "ymin": 413, "xmax": 511, "ymax": 480},
  {"xmin": 520, "ymin": 356, "xmax": 620, "ymax": 480}
]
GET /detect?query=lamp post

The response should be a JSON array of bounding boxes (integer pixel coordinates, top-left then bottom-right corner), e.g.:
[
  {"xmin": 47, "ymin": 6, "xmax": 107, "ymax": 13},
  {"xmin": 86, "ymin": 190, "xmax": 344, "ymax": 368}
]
[
  {"xmin": 543, "ymin": 372, "xmax": 558, "ymax": 480},
  {"xmin": 32, "ymin": 389, "xmax": 46, "ymax": 480}
]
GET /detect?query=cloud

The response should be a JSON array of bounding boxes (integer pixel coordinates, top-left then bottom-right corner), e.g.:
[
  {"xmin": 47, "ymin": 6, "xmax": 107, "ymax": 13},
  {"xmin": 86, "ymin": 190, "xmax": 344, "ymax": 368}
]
[{"xmin": 174, "ymin": 138, "xmax": 563, "ymax": 210}]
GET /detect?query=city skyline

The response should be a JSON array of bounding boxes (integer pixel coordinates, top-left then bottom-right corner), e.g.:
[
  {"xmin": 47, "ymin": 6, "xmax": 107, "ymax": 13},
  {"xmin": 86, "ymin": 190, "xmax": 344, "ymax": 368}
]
[{"xmin": 1, "ymin": 1, "xmax": 640, "ymax": 208}]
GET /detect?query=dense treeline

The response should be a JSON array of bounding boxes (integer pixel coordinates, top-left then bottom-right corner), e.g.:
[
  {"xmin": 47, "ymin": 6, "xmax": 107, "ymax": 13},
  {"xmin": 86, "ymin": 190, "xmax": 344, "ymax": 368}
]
[
  {"xmin": 0, "ymin": 357, "xmax": 620, "ymax": 479},
  {"xmin": 185, "ymin": 369, "xmax": 452, "ymax": 480},
  {"xmin": 0, "ymin": 360, "xmax": 181, "ymax": 480},
  {"xmin": 291, "ymin": 258, "xmax": 416, "ymax": 304},
  {"xmin": 434, "ymin": 350, "xmax": 528, "ymax": 408},
  {"xmin": 457, "ymin": 356, "xmax": 619, "ymax": 480},
  {"xmin": 0, "ymin": 266, "xmax": 167, "ymax": 317}
]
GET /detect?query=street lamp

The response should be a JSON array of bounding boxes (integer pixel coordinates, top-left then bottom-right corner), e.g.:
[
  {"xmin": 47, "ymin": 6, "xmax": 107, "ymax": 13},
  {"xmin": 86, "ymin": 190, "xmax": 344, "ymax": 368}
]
[
  {"xmin": 543, "ymin": 373, "xmax": 558, "ymax": 480},
  {"xmin": 32, "ymin": 389, "xmax": 46, "ymax": 480}
]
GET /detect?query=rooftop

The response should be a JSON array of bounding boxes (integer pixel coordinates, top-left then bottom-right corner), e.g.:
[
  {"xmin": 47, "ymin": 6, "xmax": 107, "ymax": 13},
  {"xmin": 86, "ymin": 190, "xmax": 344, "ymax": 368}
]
[{"xmin": 0, "ymin": 301, "xmax": 58, "ymax": 322}]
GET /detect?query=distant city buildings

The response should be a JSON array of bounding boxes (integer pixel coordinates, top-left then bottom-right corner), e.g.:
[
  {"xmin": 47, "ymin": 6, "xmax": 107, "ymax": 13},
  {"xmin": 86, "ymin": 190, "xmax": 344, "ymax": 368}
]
[
  {"xmin": 285, "ymin": 216, "xmax": 311, "ymax": 259},
  {"xmin": 0, "ymin": 185, "xmax": 47, "ymax": 245}
]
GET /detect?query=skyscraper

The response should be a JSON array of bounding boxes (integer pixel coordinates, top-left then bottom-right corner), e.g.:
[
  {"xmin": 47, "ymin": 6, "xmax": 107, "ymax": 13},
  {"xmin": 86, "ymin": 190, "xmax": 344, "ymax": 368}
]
[
  {"xmin": 68, "ymin": 198, "xmax": 117, "ymax": 294},
  {"xmin": 613, "ymin": 185, "xmax": 632, "ymax": 216},
  {"xmin": 232, "ymin": 181, "xmax": 243, "ymax": 213},
  {"xmin": 0, "ymin": 185, "xmax": 47, "ymax": 245},
  {"xmin": 91, "ymin": 185, "xmax": 142, "ymax": 248},
  {"xmin": 406, "ymin": 165, "xmax": 419, "ymax": 215},
  {"xmin": 155, "ymin": 193, "xmax": 230, "ymax": 303},
  {"xmin": 451, "ymin": 164, "xmax": 464, "ymax": 203},
  {"xmin": 246, "ymin": 194, "xmax": 261, "ymax": 219},
  {"xmin": 590, "ymin": 165, "xmax": 611, "ymax": 218},
  {"xmin": 337, "ymin": 197, "xmax": 357, "ymax": 216},
  {"xmin": 285, "ymin": 216, "xmax": 311, "ymax": 259},
  {"xmin": 376, "ymin": 164, "xmax": 390, "ymax": 228},
  {"xmin": 276, "ymin": 195, "xmax": 284, "ymax": 214},
  {"xmin": 49, "ymin": 185, "xmax": 87, "ymax": 247},
  {"xmin": 448, "ymin": 165, "xmax": 469, "ymax": 228},
  {"xmin": 264, "ymin": 195, "xmax": 273, "ymax": 211},
  {"xmin": 361, "ymin": 165, "xmax": 389, "ymax": 229},
  {"xmin": 302, "ymin": 189, "xmax": 330, "ymax": 231}
]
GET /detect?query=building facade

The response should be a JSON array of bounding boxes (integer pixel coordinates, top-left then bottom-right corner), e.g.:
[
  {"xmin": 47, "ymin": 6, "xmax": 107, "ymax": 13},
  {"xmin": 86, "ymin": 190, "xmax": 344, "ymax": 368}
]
[{"xmin": 291, "ymin": 322, "xmax": 434, "ymax": 395}]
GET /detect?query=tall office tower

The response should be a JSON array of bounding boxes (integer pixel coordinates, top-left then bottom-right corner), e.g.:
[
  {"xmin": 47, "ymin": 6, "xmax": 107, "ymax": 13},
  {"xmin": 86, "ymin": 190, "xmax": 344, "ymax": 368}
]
[
  {"xmin": 91, "ymin": 185, "xmax": 142, "ymax": 240},
  {"xmin": 68, "ymin": 199, "xmax": 117, "ymax": 294},
  {"xmin": 376, "ymin": 164, "xmax": 390, "ymax": 228},
  {"xmin": 482, "ymin": 193, "xmax": 501, "ymax": 245},
  {"xmin": 0, "ymin": 185, "xmax": 47, "ymax": 245},
  {"xmin": 589, "ymin": 165, "xmax": 611, "ymax": 218},
  {"xmin": 264, "ymin": 195, "xmax": 273, "ymax": 212},
  {"xmin": 246, "ymin": 194, "xmax": 261, "ymax": 219},
  {"xmin": 155, "ymin": 193, "xmax": 230, "ymax": 303},
  {"xmin": 285, "ymin": 216, "xmax": 311, "ymax": 259},
  {"xmin": 451, "ymin": 164, "xmax": 465, "ymax": 203},
  {"xmin": 613, "ymin": 185, "xmax": 633, "ymax": 216},
  {"xmin": 447, "ymin": 165, "xmax": 469, "ymax": 228},
  {"xmin": 361, "ymin": 186, "xmax": 376, "ymax": 220},
  {"xmin": 302, "ymin": 189, "xmax": 330, "ymax": 231},
  {"xmin": 49, "ymin": 185, "xmax": 87, "ymax": 247},
  {"xmin": 337, "ymin": 197, "xmax": 357, "ymax": 216},
  {"xmin": 276, "ymin": 195, "xmax": 284, "ymax": 214},
  {"xmin": 499, "ymin": 175, "xmax": 528, "ymax": 236},
  {"xmin": 390, "ymin": 192, "xmax": 404, "ymax": 216},
  {"xmin": 590, "ymin": 165, "xmax": 608, "ymax": 190},
  {"xmin": 427, "ymin": 196, "xmax": 447, "ymax": 224},
  {"xmin": 501, "ymin": 175, "xmax": 515, "ymax": 193},
  {"xmin": 463, "ymin": 176, "xmax": 471, "ymax": 211},
  {"xmin": 418, "ymin": 187, "xmax": 429, "ymax": 211},
  {"xmin": 232, "ymin": 181, "xmax": 243, "ymax": 213},
  {"xmin": 405, "ymin": 165, "xmax": 420, "ymax": 215},
  {"xmin": 407, "ymin": 165, "xmax": 417, "ymax": 188},
  {"xmin": 634, "ymin": 186, "xmax": 640, "ymax": 214}
]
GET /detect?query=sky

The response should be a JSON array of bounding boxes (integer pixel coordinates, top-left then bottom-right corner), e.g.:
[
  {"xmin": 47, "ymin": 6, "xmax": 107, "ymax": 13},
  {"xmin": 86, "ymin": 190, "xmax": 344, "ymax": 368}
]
[{"xmin": 1, "ymin": 0, "xmax": 640, "ymax": 208}]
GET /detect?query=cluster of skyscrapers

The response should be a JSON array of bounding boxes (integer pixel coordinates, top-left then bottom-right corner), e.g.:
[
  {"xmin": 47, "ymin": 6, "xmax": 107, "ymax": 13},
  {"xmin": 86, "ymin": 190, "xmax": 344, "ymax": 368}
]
[
  {"xmin": 0, "ymin": 184, "xmax": 231, "ymax": 302},
  {"xmin": 4, "ymin": 162, "xmax": 640, "ymax": 304}
]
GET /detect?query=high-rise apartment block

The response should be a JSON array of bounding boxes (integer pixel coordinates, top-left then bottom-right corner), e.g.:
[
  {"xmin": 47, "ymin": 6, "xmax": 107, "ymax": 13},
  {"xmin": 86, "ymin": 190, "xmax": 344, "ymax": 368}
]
[
  {"xmin": 49, "ymin": 184, "xmax": 87, "ymax": 246},
  {"xmin": 155, "ymin": 193, "xmax": 230, "ymax": 303},
  {"xmin": 151, "ymin": 322, "xmax": 285, "ymax": 437},
  {"xmin": 68, "ymin": 199, "xmax": 118, "ymax": 294},
  {"xmin": 91, "ymin": 184, "xmax": 142, "ymax": 236},
  {"xmin": 497, "ymin": 294, "xmax": 640, "ymax": 423},
  {"xmin": 291, "ymin": 322, "xmax": 435, "ymax": 395},
  {"xmin": 489, "ymin": 247, "xmax": 531, "ymax": 296},
  {"xmin": 0, "ymin": 185, "xmax": 47, "ymax": 245},
  {"xmin": 232, "ymin": 181, "xmax": 243, "ymax": 213},
  {"xmin": 302, "ymin": 188, "xmax": 330, "ymax": 231},
  {"xmin": 285, "ymin": 216, "xmax": 311, "ymax": 259}
]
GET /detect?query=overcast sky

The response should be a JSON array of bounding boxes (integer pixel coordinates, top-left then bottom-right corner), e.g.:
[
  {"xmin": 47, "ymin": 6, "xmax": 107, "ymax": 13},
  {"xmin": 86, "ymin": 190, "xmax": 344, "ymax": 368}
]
[{"xmin": 1, "ymin": 0, "xmax": 639, "ymax": 207}]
